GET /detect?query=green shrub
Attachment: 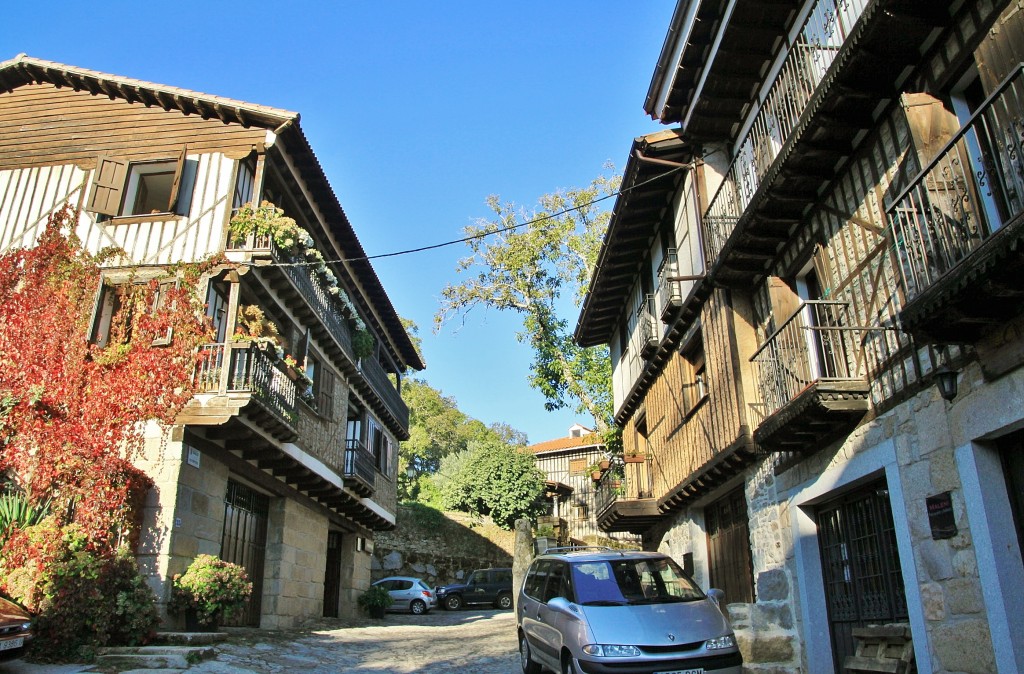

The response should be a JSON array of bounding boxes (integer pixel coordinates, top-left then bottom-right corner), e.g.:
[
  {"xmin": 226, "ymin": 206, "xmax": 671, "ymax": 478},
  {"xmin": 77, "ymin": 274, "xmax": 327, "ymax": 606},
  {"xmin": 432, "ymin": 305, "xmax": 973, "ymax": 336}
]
[
  {"xmin": 169, "ymin": 554, "xmax": 252, "ymax": 627},
  {"xmin": 31, "ymin": 544, "xmax": 158, "ymax": 662}
]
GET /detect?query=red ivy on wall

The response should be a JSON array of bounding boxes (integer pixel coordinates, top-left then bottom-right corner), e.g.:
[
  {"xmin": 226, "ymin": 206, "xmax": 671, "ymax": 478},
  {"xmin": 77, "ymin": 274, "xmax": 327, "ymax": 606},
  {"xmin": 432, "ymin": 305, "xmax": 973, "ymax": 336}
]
[{"xmin": 0, "ymin": 205, "xmax": 217, "ymax": 550}]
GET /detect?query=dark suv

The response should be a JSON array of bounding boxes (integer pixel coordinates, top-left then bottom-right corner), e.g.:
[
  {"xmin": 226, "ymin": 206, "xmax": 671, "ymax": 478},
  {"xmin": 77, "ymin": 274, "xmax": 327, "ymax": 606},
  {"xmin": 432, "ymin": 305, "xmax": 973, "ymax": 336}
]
[{"xmin": 436, "ymin": 567, "xmax": 514, "ymax": 610}]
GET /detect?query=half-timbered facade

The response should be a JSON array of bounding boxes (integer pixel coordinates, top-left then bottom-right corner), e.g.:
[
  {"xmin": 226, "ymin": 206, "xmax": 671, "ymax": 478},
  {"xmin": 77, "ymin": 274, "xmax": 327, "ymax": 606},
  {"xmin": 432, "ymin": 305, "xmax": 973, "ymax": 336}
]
[
  {"xmin": 577, "ymin": 1, "xmax": 1024, "ymax": 671},
  {"xmin": 0, "ymin": 55, "xmax": 424, "ymax": 627},
  {"xmin": 527, "ymin": 424, "xmax": 641, "ymax": 546}
]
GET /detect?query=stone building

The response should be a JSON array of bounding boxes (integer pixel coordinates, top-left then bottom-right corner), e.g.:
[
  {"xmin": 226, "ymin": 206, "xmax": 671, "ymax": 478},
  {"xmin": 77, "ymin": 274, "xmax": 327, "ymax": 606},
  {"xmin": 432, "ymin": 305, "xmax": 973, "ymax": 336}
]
[
  {"xmin": 0, "ymin": 55, "xmax": 423, "ymax": 627},
  {"xmin": 575, "ymin": 1, "xmax": 1024, "ymax": 672}
]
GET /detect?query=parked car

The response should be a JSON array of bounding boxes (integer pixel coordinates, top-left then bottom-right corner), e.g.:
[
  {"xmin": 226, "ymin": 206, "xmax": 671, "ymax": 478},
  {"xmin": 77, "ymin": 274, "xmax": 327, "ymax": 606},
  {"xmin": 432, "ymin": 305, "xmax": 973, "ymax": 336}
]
[
  {"xmin": 372, "ymin": 576, "xmax": 437, "ymax": 615},
  {"xmin": 436, "ymin": 567, "xmax": 514, "ymax": 610},
  {"xmin": 517, "ymin": 547, "xmax": 742, "ymax": 674},
  {"xmin": 0, "ymin": 595, "xmax": 32, "ymax": 661}
]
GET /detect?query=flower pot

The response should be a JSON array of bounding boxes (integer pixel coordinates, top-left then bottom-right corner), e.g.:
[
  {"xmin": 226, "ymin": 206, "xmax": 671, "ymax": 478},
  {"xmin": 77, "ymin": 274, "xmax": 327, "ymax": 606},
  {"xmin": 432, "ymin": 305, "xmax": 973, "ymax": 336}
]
[
  {"xmin": 599, "ymin": 460, "xmax": 610, "ymax": 470},
  {"xmin": 624, "ymin": 454, "xmax": 646, "ymax": 463},
  {"xmin": 591, "ymin": 471, "xmax": 602, "ymax": 481},
  {"xmin": 185, "ymin": 608, "xmax": 220, "ymax": 633},
  {"xmin": 368, "ymin": 604, "xmax": 386, "ymax": 619}
]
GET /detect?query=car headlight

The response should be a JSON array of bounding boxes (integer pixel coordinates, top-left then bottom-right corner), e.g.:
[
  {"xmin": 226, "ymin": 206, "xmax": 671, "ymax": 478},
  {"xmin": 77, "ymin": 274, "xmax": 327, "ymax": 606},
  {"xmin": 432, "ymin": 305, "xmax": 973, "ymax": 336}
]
[
  {"xmin": 20, "ymin": 622, "xmax": 31, "ymax": 631},
  {"xmin": 706, "ymin": 634, "xmax": 736, "ymax": 650},
  {"xmin": 581, "ymin": 644, "xmax": 642, "ymax": 657}
]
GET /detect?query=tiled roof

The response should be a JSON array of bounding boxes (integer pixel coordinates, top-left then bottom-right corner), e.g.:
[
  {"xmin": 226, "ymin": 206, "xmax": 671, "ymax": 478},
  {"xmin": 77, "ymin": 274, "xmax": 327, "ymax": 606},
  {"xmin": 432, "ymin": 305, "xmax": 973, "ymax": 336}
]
[{"xmin": 526, "ymin": 433, "xmax": 604, "ymax": 455}]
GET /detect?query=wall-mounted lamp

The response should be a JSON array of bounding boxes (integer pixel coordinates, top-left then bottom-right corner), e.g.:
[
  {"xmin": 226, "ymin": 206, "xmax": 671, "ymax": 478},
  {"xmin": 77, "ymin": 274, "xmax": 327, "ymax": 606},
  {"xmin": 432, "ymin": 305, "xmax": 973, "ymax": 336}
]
[{"xmin": 934, "ymin": 366, "xmax": 958, "ymax": 402}]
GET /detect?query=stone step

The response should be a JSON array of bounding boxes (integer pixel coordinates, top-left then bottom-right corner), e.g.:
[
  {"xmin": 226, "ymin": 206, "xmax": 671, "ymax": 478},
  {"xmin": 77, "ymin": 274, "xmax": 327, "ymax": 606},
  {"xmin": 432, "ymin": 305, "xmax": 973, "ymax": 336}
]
[
  {"xmin": 151, "ymin": 631, "xmax": 228, "ymax": 645},
  {"xmin": 94, "ymin": 653, "xmax": 191, "ymax": 670},
  {"xmin": 94, "ymin": 645, "xmax": 216, "ymax": 671}
]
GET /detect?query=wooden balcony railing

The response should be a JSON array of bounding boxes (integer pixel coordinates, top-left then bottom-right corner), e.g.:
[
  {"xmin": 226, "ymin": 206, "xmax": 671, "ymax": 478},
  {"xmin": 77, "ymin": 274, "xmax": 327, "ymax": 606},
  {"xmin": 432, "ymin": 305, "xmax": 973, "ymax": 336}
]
[
  {"xmin": 888, "ymin": 65, "xmax": 1024, "ymax": 302},
  {"xmin": 701, "ymin": 0, "xmax": 869, "ymax": 265},
  {"xmin": 195, "ymin": 341, "xmax": 297, "ymax": 429},
  {"xmin": 594, "ymin": 458, "xmax": 659, "ymax": 534},
  {"xmin": 750, "ymin": 300, "xmax": 861, "ymax": 420},
  {"xmin": 344, "ymin": 438, "xmax": 376, "ymax": 497},
  {"xmin": 359, "ymin": 356, "xmax": 409, "ymax": 430},
  {"xmin": 657, "ymin": 250, "xmax": 682, "ymax": 320},
  {"xmin": 227, "ymin": 232, "xmax": 409, "ymax": 429},
  {"xmin": 635, "ymin": 295, "xmax": 658, "ymax": 359}
]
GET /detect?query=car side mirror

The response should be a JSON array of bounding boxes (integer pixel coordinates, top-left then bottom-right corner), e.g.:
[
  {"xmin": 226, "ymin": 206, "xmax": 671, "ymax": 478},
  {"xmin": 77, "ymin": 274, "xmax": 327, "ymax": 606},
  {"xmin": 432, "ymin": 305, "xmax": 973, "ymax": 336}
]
[
  {"xmin": 547, "ymin": 596, "xmax": 578, "ymax": 615},
  {"xmin": 707, "ymin": 588, "xmax": 725, "ymax": 607}
]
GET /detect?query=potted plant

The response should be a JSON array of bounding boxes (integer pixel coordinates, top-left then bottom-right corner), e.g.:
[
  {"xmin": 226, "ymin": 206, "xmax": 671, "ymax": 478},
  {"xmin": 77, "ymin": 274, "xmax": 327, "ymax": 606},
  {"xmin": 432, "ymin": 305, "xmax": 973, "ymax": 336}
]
[
  {"xmin": 535, "ymin": 524, "xmax": 557, "ymax": 554},
  {"xmin": 623, "ymin": 451, "xmax": 646, "ymax": 463},
  {"xmin": 169, "ymin": 554, "xmax": 252, "ymax": 631},
  {"xmin": 358, "ymin": 584, "xmax": 393, "ymax": 618}
]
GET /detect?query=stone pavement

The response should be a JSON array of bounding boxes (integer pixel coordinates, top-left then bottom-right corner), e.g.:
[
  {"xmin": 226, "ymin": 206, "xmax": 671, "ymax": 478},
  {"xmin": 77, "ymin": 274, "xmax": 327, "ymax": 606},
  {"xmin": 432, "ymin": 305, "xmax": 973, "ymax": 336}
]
[
  {"xmin": 191, "ymin": 608, "xmax": 520, "ymax": 674},
  {"xmin": 1, "ymin": 607, "xmax": 522, "ymax": 674}
]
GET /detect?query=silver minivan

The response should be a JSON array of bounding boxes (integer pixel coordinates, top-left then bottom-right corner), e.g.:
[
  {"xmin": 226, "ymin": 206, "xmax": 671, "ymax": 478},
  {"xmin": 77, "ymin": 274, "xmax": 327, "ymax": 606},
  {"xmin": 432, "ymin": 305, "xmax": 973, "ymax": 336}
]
[{"xmin": 517, "ymin": 547, "xmax": 742, "ymax": 674}]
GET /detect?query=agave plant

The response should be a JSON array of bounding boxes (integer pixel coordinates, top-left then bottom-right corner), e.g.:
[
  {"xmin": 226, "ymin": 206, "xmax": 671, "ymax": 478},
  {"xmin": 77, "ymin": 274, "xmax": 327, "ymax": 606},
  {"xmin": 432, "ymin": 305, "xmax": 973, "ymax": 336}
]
[{"xmin": 0, "ymin": 491, "xmax": 51, "ymax": 542}]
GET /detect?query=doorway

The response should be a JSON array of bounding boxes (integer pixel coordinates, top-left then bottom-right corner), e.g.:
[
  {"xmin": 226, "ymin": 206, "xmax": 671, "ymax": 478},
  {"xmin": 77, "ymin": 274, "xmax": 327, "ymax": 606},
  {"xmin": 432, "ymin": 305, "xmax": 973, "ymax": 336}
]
[
  {"xmin": 817, "ymin": 479, "xmax": 908, "ymax": 672},
  {"xmin": 323, "ymin": 531, "xmax": 343, "ymax": 618},
  {"xmin": 220, "ymin": 479, "xmax": 269, "ymax": 627}
]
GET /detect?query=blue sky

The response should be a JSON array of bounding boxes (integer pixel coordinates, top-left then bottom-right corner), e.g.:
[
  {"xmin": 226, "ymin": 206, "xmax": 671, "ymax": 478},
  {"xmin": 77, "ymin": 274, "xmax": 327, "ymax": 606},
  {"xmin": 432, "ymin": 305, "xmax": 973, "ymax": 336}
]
[{"xmin": 3, "ymin": 1, "xmax": 674, "ymax": 444}]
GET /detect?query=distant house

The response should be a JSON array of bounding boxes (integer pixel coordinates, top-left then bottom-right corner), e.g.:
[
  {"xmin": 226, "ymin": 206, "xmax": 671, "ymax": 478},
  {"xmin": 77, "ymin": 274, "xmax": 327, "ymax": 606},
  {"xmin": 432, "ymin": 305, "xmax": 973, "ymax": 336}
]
[
  {"xmin": 526, "ymin": 424, "xmax": 639, "ymax": 546},
  {"xmin": 0, "ymin": 55, "xmax": 424, "ymax": 627}
]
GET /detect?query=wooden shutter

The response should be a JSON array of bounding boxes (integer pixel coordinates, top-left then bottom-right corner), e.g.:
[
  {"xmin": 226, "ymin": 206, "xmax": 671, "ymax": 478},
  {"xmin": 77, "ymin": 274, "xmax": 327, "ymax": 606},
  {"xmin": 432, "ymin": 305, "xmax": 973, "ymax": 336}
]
[
  {"xmin": 87, "ymin": 156, "xmax": 128, "ymax": 216},
  {"xmin": 317, "ymin": 367, "xmax": 335, "ymax": 418},
  {"xmin": 169, "ymin": 147, "xmax": 188, "ymax": 215},
  {"xmin": 151, "ymin": 279, "xmax": 179, "ymax": 346}
]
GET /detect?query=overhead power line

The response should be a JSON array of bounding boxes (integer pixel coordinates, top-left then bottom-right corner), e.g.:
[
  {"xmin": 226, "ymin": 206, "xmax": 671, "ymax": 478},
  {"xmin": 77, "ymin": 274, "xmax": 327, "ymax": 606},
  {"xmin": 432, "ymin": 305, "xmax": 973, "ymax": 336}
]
[{"xmin": 245, "ymin": 163, "xmax": 687, "ymax": 269}]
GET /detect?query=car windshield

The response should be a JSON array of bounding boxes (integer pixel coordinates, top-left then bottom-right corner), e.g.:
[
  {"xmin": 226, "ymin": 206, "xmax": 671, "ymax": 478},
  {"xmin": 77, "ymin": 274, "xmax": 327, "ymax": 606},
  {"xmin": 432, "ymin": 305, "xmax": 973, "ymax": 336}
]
[{"xmin": 570, "ymin": 557, "xmax": 704, "ymax": 606}]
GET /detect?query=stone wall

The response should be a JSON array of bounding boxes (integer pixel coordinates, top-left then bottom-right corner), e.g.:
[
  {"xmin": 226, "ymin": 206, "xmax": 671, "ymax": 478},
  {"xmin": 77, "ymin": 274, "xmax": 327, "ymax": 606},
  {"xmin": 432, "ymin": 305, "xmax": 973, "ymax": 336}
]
[
  {"xmin": 370, "ymin": 507, "xmax": 514, "ymax": 587},
  {"xmin": 261, "ymin": 497, "xmax": 329, "ymax": 629}
]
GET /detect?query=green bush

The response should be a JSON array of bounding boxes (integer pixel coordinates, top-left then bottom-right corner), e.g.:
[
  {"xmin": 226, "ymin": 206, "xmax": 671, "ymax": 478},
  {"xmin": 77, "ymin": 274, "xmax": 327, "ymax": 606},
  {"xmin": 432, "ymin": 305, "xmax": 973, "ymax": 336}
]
[
  {"xmin": 357, "ymin": 584, "xmax": 393, "ymax": 614},
  {"xmin": 169, "ymin": 554, "xmax": 252, "ymax": 627},
  {"xmin": 31, "ymin": 544, "xmax": 158, "ymax": 662}
]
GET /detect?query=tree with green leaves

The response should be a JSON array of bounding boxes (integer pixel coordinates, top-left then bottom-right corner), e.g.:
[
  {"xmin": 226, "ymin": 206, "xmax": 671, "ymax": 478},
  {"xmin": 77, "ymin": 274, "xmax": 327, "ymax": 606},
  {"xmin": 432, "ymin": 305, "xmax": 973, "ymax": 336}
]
[
  {"xmin": 435, "ymin": 171, "xmax": 620, "ymax": 431},
  {"xmin": 434, "ymin": 438, "xmax": 544, "ymax": 530},
  {"xmin": 398, "ymin": 377, "xmax": 529, "ymax": 501}
]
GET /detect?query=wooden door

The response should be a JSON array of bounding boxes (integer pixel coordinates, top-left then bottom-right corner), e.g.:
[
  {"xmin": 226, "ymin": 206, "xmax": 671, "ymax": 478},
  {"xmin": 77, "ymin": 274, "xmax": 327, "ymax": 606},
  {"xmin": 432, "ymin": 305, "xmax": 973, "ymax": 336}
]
[
  {"xmin": 323, "ymin": 531, "xmax": 343, "ymax": 618},
  {"xmin": 220, "ymin": 479, "xmax": 269, "ymax": 627},
  {"xmin": 705, "ymin": 488, "xmax": 755, "ymax": 604}
]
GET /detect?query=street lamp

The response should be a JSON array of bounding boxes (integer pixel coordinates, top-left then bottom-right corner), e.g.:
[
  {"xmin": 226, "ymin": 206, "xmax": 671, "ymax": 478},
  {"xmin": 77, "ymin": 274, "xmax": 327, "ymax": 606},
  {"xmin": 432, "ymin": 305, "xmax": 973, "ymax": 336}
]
[{"xmin": 934, "ymin": 366, "xmax": 958, "ymax": 402}]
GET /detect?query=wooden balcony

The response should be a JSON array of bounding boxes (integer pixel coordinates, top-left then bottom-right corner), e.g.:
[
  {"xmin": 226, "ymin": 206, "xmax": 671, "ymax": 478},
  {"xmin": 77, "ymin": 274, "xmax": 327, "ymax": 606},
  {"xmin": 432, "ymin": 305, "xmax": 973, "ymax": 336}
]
[
  {"xmin": 595, "ymin": 459, "xmax": 660, "ymax": 534},
  {"xmin": 183, "ymin": 341, "xmax": 298, "ymax": 442},
  {"xmin": 700, "ymin": 0, "xmax": 956, "ymax": 288},
  {"xmin": 888, "ymin": 65, "xmax": 1024, "ymax": 345},
  {"xmin": 343, "ymin": 439, "xmax": 376, "ymax": 498},
  {"xmin": 750, "ymin": 301, "xmax": 871, "ymax": 452},
  {"xmin": 657, "ymin": 250, "xmax": 683, "ymax": 323},
  {"xmin": 636, "ymin": 296, "xmax": 659, "ymax": 359},
  {"xmin": 226, "ymin": 233, "xmax": 409, "ymax": 433}
]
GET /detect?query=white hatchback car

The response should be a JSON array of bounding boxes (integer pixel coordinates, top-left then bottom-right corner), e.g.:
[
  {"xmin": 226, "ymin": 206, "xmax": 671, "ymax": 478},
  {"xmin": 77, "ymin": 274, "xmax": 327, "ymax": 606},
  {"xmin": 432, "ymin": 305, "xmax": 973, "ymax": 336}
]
[
  {"xmin": 372, "ymin": 576, "xmax": 437, "ymax": 615},
  {"xmin": 517, "ymin": 547, "xmax": 741, "ymax": 674}
]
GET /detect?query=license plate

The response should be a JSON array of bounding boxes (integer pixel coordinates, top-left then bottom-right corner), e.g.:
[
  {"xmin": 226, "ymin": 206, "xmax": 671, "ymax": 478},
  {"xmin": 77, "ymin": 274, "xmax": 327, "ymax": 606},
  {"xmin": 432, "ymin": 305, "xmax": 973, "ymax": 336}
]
[
  {"xmin": 654, "ymin": 669, "xmax": 703, "ymax": 674},
  {"xmin": 0, "ymin": 637, "xmax": 23, "ymax": 651}
]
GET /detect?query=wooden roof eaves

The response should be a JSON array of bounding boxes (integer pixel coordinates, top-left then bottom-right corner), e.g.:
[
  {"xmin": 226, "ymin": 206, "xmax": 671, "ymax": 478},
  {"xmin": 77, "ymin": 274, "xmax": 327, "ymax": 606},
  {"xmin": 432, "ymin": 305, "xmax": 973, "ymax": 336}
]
[
  {"xmin": 0, "ymin": 54, "xmax": 298, "ymax": 131},
  {"xmin": 270, "ymin": 128, "xmax": 425, "ymax": 372},
  {"xmin": 575, "ymin": 130, "xmax": 694, "ymax": 348},
  {"xmin": 0, "ymin": 54, "xmax": 424, "ymax": 371}
]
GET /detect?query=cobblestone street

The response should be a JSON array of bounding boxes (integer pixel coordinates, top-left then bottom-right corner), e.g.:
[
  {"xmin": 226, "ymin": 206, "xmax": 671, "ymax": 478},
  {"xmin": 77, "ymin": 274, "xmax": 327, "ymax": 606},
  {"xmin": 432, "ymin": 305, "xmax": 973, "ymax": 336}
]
[
  {"xmin": 191, "ymin": 608, "xmax": 520, "ymax": 674},
  {"xmin": 2, "ymin": 608, "xmax": 521, "ymax": 674}
]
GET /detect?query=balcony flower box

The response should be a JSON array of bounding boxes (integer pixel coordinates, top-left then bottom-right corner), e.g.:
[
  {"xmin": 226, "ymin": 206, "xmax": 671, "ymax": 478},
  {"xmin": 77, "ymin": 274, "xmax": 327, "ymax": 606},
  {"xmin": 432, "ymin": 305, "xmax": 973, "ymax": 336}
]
[{"xmin": 623, "ymin": 453, "xmax": 646, "ymax": 464}]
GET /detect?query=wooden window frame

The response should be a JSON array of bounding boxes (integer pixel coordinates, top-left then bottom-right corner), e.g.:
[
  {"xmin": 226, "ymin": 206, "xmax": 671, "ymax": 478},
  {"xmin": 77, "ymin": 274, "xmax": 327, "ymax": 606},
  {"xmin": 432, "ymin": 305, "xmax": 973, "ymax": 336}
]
[{"xmin": 86, "ymin": 148, "xmax": 191, "ymax": 219}]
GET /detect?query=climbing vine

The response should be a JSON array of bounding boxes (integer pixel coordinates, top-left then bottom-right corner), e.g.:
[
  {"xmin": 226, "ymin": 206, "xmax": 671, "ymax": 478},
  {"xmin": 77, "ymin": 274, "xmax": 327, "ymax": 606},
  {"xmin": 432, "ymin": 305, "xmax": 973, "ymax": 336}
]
[{"xmin": 0, "ymin": 205, "xmax": 215, "ymax": 551}]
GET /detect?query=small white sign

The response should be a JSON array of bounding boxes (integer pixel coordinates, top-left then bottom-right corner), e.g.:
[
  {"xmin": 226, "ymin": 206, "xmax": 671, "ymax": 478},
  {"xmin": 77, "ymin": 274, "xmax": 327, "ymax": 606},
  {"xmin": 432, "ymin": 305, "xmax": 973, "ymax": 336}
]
[{"xmin": 187, "ymin": 446, "xmax": 201, "ymax": 468}]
